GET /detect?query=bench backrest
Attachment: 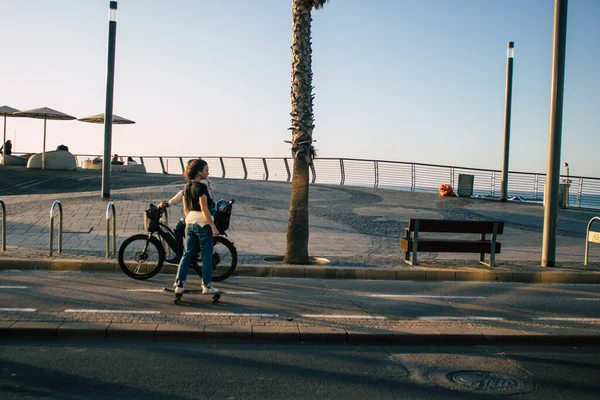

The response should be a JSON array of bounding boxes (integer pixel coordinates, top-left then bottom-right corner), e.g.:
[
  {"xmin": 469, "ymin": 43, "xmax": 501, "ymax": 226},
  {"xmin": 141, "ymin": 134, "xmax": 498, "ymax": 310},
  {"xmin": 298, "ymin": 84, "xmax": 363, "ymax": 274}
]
[{"xmin": 407, "ymin": 219, "xmax": 504, "ymax": 234}]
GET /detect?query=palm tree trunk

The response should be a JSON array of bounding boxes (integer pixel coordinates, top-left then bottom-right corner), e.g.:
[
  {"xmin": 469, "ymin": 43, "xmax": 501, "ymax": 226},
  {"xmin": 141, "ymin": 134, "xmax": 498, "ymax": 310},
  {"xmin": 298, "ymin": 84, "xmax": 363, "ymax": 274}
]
[{"xmin": 285, "ymin": 0, "xmax": 315, "ymax": 264}]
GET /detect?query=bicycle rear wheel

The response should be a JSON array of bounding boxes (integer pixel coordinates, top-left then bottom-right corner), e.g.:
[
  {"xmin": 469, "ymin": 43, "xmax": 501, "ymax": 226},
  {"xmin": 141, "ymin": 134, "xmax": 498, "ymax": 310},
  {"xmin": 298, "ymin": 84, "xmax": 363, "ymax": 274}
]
[
  {"xmin": 118, "ymin": 234, "xmax": 165, "ymax": 280},
  {"xmin": 192, "ymin": 236, "xmax": 237, "ymax": 282}
]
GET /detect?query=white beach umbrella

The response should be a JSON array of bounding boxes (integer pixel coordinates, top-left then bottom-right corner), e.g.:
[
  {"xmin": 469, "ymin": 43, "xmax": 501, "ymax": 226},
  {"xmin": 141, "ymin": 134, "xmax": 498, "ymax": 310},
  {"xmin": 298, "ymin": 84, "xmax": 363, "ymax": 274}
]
[
  {"xmin": 77, "ymin": 113, "xmax": 135, "ymax": 125},
  {"xmin": 12, "ymin": 107, "xmax": 77, "ymax": 169}
]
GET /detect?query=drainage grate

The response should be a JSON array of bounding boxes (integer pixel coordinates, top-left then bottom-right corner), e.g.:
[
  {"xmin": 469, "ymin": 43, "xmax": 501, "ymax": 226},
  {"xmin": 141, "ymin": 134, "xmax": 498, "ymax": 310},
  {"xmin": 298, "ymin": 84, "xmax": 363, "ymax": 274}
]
[{"xmin": 440, "ymin": 371, "xmax": 535, "ymax": 395}]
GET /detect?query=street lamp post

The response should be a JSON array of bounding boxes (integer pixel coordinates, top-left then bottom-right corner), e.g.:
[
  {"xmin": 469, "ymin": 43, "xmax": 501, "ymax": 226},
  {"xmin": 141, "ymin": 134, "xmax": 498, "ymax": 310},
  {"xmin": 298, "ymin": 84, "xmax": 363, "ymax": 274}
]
[
  {"xmin": 542, "ymin": 0, "xmax": 569, "ymax": 268},
  {"xmin": 500, "ymin": 42, "xmax": 515, "ymax": 202},
  {"xmin": 102, "ymin": 1, "xmax": 118, "ymax": 199}
]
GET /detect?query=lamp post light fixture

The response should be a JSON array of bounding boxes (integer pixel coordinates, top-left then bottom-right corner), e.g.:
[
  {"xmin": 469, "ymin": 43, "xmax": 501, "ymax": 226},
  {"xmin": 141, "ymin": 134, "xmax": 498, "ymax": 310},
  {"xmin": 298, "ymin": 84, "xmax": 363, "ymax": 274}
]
[
  {"xmin": 500, "ymin": 42, "xmax": 515, "ymax": 202},
  {"xmin": 102, "ymin": 1, "xmax": 118, "ymax": 199}
]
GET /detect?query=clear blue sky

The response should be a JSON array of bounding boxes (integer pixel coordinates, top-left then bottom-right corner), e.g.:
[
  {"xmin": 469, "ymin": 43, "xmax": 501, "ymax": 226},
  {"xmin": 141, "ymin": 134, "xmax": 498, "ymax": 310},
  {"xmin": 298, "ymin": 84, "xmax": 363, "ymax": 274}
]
[{"xmin": 1, "ymin": 0, "xmax": 599, "ymax": 177}]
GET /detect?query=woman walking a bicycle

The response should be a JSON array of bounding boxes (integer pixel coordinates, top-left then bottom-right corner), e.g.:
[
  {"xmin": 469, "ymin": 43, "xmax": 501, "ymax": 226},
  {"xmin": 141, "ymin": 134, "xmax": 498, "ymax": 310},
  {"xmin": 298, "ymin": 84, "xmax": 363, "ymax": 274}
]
[{"xmin": 174, "ymin": 159, "xmax": 220, "ymax": 299}]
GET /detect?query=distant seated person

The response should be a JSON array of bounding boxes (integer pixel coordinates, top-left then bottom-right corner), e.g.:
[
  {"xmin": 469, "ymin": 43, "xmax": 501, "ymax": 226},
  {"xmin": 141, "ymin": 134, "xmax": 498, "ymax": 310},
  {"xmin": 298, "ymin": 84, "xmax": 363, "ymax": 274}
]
[
  {"xmin": 127, "ymin": 156, "xmax": 138, "ymax": 165},
  {"xmin": 0, "ymin": 140, "xmax": 12, "ymax": 155},
  {"xmin": 111, "ymin": 154, "xmax": 124, "ymax": 165},
  {"xmin": 92, "ymin": 156, "xmax": 103, "ymax": 164},
  {"xmin": 56, "ymin": 144, "xmax": 69, "ymax": 151}
]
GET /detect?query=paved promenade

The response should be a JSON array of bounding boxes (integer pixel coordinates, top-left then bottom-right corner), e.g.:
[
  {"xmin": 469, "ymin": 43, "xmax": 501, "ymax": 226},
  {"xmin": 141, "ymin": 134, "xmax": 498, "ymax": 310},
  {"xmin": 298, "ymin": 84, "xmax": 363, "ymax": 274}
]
[
  {"xmin": 1, "ymin": 166, "xmax": 599, "ymax": 275},
  {"xmin": 1, "ymin": 166, "xmax": 600, "ymax": 344}
]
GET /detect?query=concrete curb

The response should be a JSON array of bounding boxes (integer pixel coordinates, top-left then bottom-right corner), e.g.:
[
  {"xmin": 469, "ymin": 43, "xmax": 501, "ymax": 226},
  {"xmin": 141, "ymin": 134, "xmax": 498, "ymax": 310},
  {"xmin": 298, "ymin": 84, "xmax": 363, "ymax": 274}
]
[
  {"xmin": 1, "ymin": 322, "xmax": 599, "ymax": 345},
  {"xmin": 1, "ymin": 257, "xmax": 600, "ymax": 284}
]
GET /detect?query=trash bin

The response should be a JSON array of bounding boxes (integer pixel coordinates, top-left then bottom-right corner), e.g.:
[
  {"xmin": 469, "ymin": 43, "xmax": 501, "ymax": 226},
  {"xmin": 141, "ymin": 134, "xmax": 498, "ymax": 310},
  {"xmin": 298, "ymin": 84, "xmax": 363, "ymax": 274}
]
[
  {"xmin": 457, "ymin": 174, "xmax": 474, "ymax": 197},
  {"xmin": 543, "ymin": 183, "xmax": 568, "ymax": 208}
]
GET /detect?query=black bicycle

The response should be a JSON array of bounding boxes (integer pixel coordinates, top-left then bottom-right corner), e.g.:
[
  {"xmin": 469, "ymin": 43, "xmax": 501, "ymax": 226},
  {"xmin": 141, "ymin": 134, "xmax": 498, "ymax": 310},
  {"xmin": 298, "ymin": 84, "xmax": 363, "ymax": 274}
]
[{"xmin": 118, "ymin": 200, "xmax": 237, "ymax": 281}]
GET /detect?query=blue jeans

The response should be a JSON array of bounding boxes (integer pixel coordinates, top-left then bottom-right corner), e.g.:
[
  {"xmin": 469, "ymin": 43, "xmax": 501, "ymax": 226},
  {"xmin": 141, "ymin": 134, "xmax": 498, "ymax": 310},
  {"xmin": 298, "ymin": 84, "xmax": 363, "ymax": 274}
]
[{"xmin": 175, "ymin": 224, "xmax": 214, "ymax": 285}]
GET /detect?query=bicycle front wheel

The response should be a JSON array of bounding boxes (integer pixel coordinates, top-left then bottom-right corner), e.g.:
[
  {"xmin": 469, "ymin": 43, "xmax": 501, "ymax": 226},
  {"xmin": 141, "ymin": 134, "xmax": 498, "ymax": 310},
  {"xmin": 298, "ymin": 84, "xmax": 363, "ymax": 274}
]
[
  {"xmin": 118, "ymin": 234, "xmax": 165, "ymax": 280},
  {"xmin": 193, "ymin": 236, "xmax": 238, "ymax": 282}
]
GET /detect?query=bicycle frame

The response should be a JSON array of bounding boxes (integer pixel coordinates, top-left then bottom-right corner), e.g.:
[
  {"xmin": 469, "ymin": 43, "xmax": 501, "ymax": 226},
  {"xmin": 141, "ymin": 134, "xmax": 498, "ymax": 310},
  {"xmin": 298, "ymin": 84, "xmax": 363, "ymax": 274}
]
[{"xmin": 155, "ymin": 222, "xmax": 176, "ymax": 253}]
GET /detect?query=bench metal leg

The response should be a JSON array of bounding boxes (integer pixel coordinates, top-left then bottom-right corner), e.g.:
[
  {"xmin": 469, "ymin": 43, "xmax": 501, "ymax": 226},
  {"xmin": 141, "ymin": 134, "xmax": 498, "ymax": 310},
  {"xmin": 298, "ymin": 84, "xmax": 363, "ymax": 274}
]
[
  {"xmin": 403, "ymin": 228, "xmax": 411, "ymax": 263},
  {"xmin": 479, "ymin": 224, "xmax": 498, "ymax": 267},
  {"xmin": 479, "ymin": 233, "xmax": 486, "ymax": 263}
]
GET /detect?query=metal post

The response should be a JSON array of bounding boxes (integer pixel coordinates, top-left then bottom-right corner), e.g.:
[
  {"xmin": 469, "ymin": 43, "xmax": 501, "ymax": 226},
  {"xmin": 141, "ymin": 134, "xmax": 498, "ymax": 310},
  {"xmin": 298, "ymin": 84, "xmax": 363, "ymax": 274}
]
[
  {"xmin": 283, "ymin": 158, "xmax": 290, "ymax": 182},
  {"xmin": 102, "ymin": 1, "xmax": 118, "ymax": 198},
  {"xmin": 262, "ymin": 158, "xmax": 269, "ymax": 180},
  {"xmin": 0, "ymin": 199, "xmax": 6, "ymax": 251},
  {"xmin": 2, "ymin": 114, "xmax": 6, "ymax": 165},
  {"xmin": 42, "ymin": 118, "xmax": 47, "ymax": 170},
  {"xmin": 106, "ymin": 202, "xmax": 116, "ymax": 258},
  {"xmin": 49, "ymin": 200, "xmax": 63, "ymax": 256},
  {"xmin": 500, "ymin": 42, "xmax": 515, "ymax": 202},
  {"xmin": 241, "ymin": 158, "xmax": 248, "ymax": 179},
  {"xmin": 542, "ymin": 0, "xmax": 568, "ymax": 268}
]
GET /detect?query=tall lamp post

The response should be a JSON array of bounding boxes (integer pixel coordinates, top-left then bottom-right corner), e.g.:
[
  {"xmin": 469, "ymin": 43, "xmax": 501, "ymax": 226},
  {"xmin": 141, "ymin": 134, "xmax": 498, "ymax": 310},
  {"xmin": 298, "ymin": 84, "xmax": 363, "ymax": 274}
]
[
  {"xmin": 542, "ymin": 0, "xmax": 568, "ymax": 268},
  {"xmin": 500, "ymin": 42, "xmax": 515, "ymax": 202},
  {"xmin": 102, "ymin": 1, "xmax": 118, "ymax": 199}
]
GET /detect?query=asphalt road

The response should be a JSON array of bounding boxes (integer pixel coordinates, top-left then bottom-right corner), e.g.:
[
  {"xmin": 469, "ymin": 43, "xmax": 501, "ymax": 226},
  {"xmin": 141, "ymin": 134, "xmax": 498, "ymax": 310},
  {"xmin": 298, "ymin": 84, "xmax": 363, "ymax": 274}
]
[
  {"xmin": 1, "ymin": 342, "xmax": 599, "ymax": 399},
  {"xmin": 1, "ymin": 272, "xmax": 600, "ymax": 324}
]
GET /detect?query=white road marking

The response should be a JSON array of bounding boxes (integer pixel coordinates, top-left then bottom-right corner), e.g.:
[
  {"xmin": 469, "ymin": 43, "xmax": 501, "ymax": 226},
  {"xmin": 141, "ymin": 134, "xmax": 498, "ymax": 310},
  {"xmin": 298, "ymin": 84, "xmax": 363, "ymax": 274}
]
[
  {"xmin": 64, "ymin": 309, "xmax": 161, "ymax": 314},
  {"xmin": 0, "ymin": 308, "xmax": 36, "ymax": 312},
  {"xmin": 575, "ymin": 298, "xmax": 600, "ymax": 301},
  {"xmin": 418, "ymin": 316, "xmax": 505, "ymax": 321},
  {"xmin": 534, "ymin": 317, "xmax": 600, "ymax": 322},
  {"xmin": 301, "ymin": 314, "xmax": 387, "ymax": 320},
  {"xmin": 125, "ymin": 289, "xmax": 164, "ymax": 292},
  {"xmin": 181, "ymin": 312, "xmax": 278, "ymax": 317},
  {"xmin": 0, "ymin": 286, "xmax": 28, "ymax": 289},
  {"xmin": 369, "ymin": 295, "xmax": 485, "ymax": 299}
]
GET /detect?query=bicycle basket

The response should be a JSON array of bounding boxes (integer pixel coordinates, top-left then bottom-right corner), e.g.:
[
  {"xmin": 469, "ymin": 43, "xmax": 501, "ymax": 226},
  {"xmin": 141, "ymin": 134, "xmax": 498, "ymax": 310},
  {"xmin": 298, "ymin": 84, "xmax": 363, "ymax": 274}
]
[
  {"xmin": 144, "ymin": 204, "xmax": 160, "ymax": 232},
  {"xmin": 214, "ymin": 199, "xmax": 234, "ymax": 234}
]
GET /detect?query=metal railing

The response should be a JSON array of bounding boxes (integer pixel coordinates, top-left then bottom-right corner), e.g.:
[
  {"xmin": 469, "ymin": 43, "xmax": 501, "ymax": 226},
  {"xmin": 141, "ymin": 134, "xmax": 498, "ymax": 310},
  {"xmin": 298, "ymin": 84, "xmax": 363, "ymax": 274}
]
[
  {"xmin": 584, "ymin": 216, "xmax": 600, "ymax": 266},
  {"xmin": 14, "ymin": 152, "xmax": 600, "ymax": 209},
  {"xmin": 0, "ymin": 199, "xmax": 6, "ymax": 251},
  {"xmin": 49, "ymin": 200, "xmax": 63, "ymax": 256},
  {"xmin": 106, "ymin": 202, "xmax": 116, "ymax": 258}
]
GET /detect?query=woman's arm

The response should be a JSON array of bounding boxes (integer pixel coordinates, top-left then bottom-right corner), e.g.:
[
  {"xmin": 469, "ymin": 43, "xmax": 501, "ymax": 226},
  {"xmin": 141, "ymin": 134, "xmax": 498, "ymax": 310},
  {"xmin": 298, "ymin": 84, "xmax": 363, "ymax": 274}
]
[{"xmin": 200, "ymin": 195, "xmax": 219, "ymax": 236}]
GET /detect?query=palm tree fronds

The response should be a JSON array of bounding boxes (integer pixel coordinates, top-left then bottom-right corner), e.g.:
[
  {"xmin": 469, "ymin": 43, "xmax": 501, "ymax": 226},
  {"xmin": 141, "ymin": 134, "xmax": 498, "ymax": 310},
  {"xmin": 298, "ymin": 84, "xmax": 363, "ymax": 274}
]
[{"xmin": 313, "ymin": 0, "xmax": 330, "ymax": 10}]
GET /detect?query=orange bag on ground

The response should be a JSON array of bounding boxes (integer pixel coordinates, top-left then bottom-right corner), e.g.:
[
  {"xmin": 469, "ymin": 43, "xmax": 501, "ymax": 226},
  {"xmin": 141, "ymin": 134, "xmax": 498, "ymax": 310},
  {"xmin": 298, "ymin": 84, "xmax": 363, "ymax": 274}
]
[{"xmin": 438, "ymin": 184, "xmax": 455, "ymax": 197}]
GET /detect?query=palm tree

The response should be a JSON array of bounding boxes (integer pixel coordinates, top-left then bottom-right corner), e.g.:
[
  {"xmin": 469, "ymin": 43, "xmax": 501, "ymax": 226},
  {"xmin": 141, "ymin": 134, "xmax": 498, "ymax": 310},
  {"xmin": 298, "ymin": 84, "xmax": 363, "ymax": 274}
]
[{"xmin": 285, "ymin": 0, "xmax": 330, "ymax": 264}]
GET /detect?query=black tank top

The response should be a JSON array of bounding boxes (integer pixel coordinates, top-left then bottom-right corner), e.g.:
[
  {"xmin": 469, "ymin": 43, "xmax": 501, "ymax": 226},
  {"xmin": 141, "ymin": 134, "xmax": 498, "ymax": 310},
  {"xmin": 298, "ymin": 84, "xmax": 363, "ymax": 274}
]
[{"xmin": 183, "ymin": 181, "xmax": 213, "ymax": 212}]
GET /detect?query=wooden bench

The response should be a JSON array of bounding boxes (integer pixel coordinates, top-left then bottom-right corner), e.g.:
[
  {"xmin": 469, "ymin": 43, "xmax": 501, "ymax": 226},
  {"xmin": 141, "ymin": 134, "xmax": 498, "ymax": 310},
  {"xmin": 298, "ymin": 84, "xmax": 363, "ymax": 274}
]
[{"xmin": 400, "ymin": 219, "xmax": 504, "ymax": 267}]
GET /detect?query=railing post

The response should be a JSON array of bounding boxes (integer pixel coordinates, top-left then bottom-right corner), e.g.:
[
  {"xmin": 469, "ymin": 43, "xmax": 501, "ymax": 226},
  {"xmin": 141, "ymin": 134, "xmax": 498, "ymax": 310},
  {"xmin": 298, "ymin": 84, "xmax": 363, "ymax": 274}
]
[
  {"xmin": 159, "ymin": 157, "xmax": 168, "ymax": 174},
  {"xmin": 310, "ymin": 162, "xmax": 316, "ymax": 184},
  {"xmin": 139, "ymin": 157, "xmax": 145, "ymax": 166},
  {"xmin": 220, "ymin": 157, "xmax": 226, "ymax": 178},
  {"xmin": 450, "ymin": 167, "xmax": 455, "ymax": 188},
  {"xmin": 0, "ymin": 199, "xmax": 6, "ymax": 252},
  {"xmin": 241, "ymin": 158, "xmax": 248, "ymax": 179},
  {"xmin": 411, "ymin": 163, "xmax": 416, "ymax": 191},
  {"xmin": 284, "ymin": 158, "xmax": 291, "ymax": 182},
  {"xmin": 374, "ymin": 160, "xmax": 379, "ymax": 188},
  {"xmin": 577, "ymin": 177, "xmax": 583, "ymax": 207},
  {"xmin": 49, "ymin": 200, "xmax": 63, "ymax": 256},
  {"xmin": 262, "ymin": 158, "xmax": 269, "ymax": 181},
  {"xmin": 339, "ymin": 159, "xmax": 345, "ymax": 185},
  {"xmin": 491, "ymin": 171, "xmax": 496, "ymax": 197},
  {"xmin": 179, "ymin": 157, "xmax": 185, "ymax": 173},
  {"xmin": 106, "ymin": 202, "xmax": 117, "ymax": 258}
]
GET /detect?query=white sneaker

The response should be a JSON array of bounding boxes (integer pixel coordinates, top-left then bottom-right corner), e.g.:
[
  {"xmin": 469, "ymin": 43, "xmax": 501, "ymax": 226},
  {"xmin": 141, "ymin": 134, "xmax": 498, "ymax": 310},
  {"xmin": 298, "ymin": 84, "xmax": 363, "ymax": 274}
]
[
  {"xmin": 201, "ymin": 283, "xmax": 219, "ymax": 295},
  {"xmin": 174, "ymin": 279, "xmax": 185, "ymax": 295}
]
